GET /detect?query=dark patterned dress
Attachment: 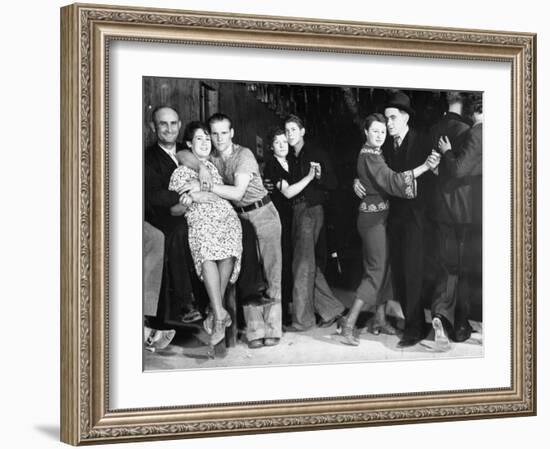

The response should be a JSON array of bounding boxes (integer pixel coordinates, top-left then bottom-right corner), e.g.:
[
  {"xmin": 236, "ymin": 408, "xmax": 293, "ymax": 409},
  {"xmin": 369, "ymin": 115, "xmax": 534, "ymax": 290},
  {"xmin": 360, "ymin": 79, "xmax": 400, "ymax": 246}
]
[{"xmin": 168, "ymin": 161, "xmax": 242, "ymax": 283}]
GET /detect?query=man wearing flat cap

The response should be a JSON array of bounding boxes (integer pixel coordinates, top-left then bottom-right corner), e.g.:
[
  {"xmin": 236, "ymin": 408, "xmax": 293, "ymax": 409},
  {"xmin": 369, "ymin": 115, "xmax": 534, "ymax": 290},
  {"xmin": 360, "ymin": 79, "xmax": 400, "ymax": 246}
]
[{"xmin": 382, "ymin": 91, "xmax": 435, "ymax": 348}]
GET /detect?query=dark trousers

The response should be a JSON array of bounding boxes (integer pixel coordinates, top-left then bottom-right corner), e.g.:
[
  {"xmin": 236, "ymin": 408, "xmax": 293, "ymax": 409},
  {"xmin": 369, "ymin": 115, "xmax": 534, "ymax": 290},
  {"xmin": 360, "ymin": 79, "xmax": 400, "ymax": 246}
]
[
  {"xmin": 388, "ymin": 212, "xmax": 425, "ymax": 338},
  {"xmin": 278, "ymin": 208, "xmax": 293, "ymax": 325},
  {"xmin": 155, "ymin": 216, "xmax": 201, "ymax": 325},
  {"xmin": 430, "ymin": 223, "xmax": 467, "ymax": 330},
  {"xmin": 433, "ymin": 222, "xmax": 481, "ymax": 326},
  {"xmin": 461, "ymin": 225, "xmax": 482, "ymax": 322}
]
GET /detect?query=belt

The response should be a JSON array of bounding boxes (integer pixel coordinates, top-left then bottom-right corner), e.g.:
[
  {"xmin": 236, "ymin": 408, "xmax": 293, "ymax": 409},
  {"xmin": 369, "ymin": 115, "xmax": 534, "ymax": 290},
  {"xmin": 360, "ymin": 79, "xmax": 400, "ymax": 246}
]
[
  {"xmin": 292, "ymin": 196, "xmax": 306, "ymax": 206},
  {"xmin": 234, "ymin": 195, "xmax": 271, "ymax": 214}
]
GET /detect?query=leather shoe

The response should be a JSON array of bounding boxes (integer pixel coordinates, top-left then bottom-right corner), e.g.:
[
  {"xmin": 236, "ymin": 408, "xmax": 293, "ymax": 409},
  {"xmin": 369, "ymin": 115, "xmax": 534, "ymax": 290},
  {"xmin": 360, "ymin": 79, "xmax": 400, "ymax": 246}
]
[
  {"xmin": 318, "ymin": 309, "xmax": 348, "ymax": 328},
  {"xmin": 180, "ymin": 309, "xmax": 202, "ymax": 323},
  {"xmin": 454, "ymin": 321, "xmax": 473, "ymax": 342},
  {"xmin": 210, "ymin": 313, "xmax": 232, "ymax": 346},
  {"xmin": 397, "ymin": 335, "xmax": 422, "ymax": 348},
  {"xmin": 338, "ymin": 317, "xmax": 360, "ymax": 346},
  {"xmin": 263, "ymin": 338, "xmax": 280, "ymax": 347},
  {"xmin": 144, "ymin": 328, "xmax": 176, "ymax": 352},
  {"xmin": 432, "ymin": 316, "xmax": 451, "ymax": 351},
  {"xmin": 241, "ymin": 293, "xmax": 275, "ymax": 306},
  {"xmin": 248, "ymin": 339, "xmax": 264, "ymax": 349}
]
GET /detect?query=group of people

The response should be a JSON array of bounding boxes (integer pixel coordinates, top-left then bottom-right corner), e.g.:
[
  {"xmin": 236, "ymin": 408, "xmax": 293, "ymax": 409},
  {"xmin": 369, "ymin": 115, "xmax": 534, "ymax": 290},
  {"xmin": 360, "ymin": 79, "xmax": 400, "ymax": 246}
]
[
  {"xmin": 143, "ymin": 89, "xmax": 482, "ymax": 354},
  {"xmin": 350, "ymin": 91, "xmax": 482, "ymax": 349}
]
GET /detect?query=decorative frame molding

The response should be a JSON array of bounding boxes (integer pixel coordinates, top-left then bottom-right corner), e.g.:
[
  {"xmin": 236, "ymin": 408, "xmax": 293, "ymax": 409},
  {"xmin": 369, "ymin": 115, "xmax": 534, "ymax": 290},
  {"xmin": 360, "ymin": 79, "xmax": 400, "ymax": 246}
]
[{"xmin": 60, "ymin": 3, "xmax": 536, "ymax": 445}]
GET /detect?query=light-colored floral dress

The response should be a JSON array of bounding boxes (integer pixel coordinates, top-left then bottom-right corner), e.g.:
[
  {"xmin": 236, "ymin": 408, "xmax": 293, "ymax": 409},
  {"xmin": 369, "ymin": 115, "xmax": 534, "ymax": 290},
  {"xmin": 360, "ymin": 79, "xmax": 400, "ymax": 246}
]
[{"xmin": 168, "ymin": 161, "xmax": 242, "ymax": 283}]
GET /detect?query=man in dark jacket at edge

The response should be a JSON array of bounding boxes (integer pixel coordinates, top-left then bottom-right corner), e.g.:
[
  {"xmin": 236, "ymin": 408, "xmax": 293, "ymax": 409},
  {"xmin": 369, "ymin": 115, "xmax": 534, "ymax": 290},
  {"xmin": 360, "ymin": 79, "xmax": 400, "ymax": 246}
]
[
  {"xmin": 145, "ymin": 106, "xmax": 203, "ymax": 326},
  {"xmin": 429, "ymin": 93, "xmax": 483, "ymax": 348}
]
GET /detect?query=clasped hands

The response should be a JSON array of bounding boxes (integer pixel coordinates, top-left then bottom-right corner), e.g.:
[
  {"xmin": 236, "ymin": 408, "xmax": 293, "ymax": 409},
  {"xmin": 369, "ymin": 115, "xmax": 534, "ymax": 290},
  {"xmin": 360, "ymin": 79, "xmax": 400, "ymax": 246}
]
[
  {"xmin": 176, "ymin": 178, "xmax": 217, "ymax": 205},
  {"xmin": 426, "ymin": 150, "xmax": 441, "ymax": 171},
  {"xmin": 307, "ymin": 163, "xmax": 318, "ymax": 180},
  {"xmin": 353, "ymin": 150, "xmax": 441, "ymax": 199}
]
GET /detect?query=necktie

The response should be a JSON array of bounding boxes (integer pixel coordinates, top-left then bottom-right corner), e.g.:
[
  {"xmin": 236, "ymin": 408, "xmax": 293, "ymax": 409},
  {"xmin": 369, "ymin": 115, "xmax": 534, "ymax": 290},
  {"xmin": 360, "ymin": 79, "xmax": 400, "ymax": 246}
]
[{"xmin": 393, "ymin": 137, "xmax": 400, "ymax": 152}]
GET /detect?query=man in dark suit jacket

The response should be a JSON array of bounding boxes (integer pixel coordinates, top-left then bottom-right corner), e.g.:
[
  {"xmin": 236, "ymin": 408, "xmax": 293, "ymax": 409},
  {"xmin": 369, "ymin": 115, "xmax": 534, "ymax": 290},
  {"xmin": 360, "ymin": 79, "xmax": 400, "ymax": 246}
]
[
  {"xmin": 435, "ymin": 94, "xmax": 483, "ymax": 344},
  {"xmin": 427, "ymin": 92, "xmax": 473, "ymax": 349},
  {"xmin": 382, "ymin": 91, "xmax": 433, "ymax": 347},
  {"xmin": 145, "ymin": 106, "xmax": 202, "ymax": 325}
]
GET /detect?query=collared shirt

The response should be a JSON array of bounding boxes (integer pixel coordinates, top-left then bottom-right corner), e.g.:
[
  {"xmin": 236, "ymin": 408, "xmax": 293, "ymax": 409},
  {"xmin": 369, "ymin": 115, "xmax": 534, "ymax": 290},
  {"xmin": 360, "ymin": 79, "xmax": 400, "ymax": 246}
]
[
  {"xmin": 158, "ymin": 143, "xmax": 179, "ymax": 166},
  {"xmin": 288, "ymin": 142, "xmax": 337, "ymax": 207}
]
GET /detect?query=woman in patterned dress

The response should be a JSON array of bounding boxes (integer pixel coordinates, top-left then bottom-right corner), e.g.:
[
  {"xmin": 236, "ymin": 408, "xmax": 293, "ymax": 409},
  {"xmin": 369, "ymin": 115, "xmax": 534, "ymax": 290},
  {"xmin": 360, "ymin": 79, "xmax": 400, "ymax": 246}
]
[
  {"xmin": 168, "ymin": 122, "xmax": 242, "ymax": 346},
  {"xmin": 341, "ymin": 113, "xmax": 440, "ymax": 346}
]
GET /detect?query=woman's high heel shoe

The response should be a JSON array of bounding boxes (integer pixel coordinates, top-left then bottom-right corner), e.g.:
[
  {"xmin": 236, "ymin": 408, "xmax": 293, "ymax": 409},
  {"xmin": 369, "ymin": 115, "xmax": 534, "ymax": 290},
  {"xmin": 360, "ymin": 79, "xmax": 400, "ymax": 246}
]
[
  {"xmin": 203, "ymin": 311, "xmax": 214, "ymax": 335},
  {"xmin": 338, "ymin": 317, "xmax": 360, "ymax": 346},
  {"xmin": 210, "ymin": 313, "xmax": 232, "ymax": 346}
]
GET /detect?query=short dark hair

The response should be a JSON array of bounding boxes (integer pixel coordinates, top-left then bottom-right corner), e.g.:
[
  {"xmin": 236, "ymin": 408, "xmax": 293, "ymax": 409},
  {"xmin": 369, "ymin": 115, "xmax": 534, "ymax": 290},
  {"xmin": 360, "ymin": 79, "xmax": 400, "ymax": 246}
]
[
  {"xmin": 363, "ymin": 113, "xmax": 387, "ymax": 131},
  {"xmin": 462, "ymin": 93, "xmax": 483, "ymax": 118},
  {"xmin": 183, "ymin": 121, "xmax": 210, "ymax": 144},
  {"xmin": 284, "ymin": 114, "xmax": 305, "ymax": 129},
  {"xmin": 207, "ymin": 112, "xmax": 233, "ymax": 130},
  {"xmin": 151, "ymin": 105, "xmax": 180, "ymax": 123},
  {"xmin": 267, "ymin": 127, "xmax": 286, "ymax": 149},
  {"xmin": 468, "ymin": 93, "xmax": 483, "ymax": 114}
]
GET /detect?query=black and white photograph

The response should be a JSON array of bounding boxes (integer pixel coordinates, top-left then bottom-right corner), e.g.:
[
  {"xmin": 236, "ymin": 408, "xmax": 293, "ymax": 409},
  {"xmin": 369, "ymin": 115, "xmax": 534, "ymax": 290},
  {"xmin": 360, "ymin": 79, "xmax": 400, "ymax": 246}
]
[
  {"xmin": 142, "ymin": 77, "xmax": 484, "ymax": 370},
  {"xmin": 54, "ymin": 1, "xmax": 537, "ymax": 445}
]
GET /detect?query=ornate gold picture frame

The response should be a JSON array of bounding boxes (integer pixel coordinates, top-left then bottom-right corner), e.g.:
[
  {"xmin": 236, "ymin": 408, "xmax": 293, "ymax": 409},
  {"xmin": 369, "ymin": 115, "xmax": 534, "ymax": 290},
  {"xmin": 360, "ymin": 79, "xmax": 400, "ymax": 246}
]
[{"xmin": 60, "ymin": 3, "xmax": 536, "ymax": 445}]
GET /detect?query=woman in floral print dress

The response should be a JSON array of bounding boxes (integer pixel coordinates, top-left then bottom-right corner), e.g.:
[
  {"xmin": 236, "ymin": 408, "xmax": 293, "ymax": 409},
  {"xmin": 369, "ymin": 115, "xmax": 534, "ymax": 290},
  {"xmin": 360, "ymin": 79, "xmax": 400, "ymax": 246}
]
[{"xmin": 168, "ymin": 122, "xmax": 242, "ymax": 346}]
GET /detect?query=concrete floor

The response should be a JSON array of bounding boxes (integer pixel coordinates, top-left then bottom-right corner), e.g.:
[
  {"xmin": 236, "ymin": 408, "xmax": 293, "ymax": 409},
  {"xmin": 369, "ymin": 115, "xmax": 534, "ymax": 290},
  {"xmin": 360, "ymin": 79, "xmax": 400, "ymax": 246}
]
[{"xmin": 144, "ymin": 288, "xmax": 483, "ymax": 371}]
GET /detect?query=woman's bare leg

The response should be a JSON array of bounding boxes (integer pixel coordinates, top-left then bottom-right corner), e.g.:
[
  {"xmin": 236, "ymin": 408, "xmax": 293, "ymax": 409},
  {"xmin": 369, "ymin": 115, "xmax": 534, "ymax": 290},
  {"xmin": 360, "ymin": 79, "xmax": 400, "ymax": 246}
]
[
  {"xmin": 203, "ymin": 260, "xmax": 233, "ymax": 347},
  {"xmin": 345, "ymin": 298, "xmax": 365, "ymax": 329},
  {"xmin": 339, "ymin": 298, "xmax": 363, "ymax": 346},
  {"xmin": 217, "ymin": 257, "xmax": 234, "ymax": 300},
  {"xmin": 373, "ymin": 303, "xmax": 396, "ymax": 335},
  {"xmin": 202, "ymin": 260, "xmax": 225, "ymax": 320}
]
